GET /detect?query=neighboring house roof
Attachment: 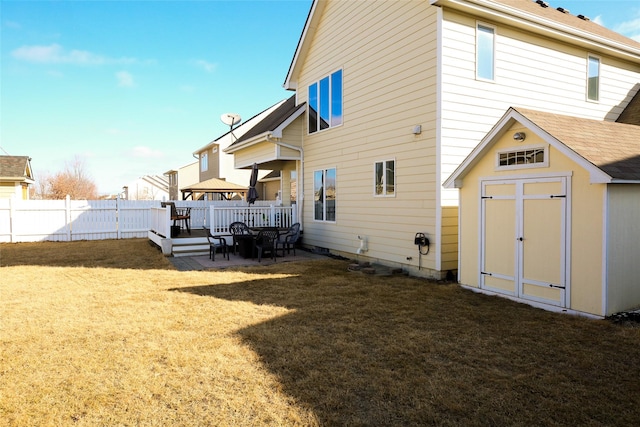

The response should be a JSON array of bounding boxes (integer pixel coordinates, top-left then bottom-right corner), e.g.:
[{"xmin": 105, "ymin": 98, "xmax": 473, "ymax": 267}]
[
  {"xmin": 285, "ymin": 0, "xmax": 640, "ymax": 89},
  {"xmin": 444, "ymin": 107, "xmax": 640, "ymax": 187},
  {"xmin": 141, "ymin": 175, "xmax": 169, "ymax": 192},
  {"xmin": 193, "ymin": 98, "xmax": 288, "ymax": 155},
  {"xmin": 225, "ymin": 95, "xmax": 306, "ymax": 154},
  {"xmin": 617, "ymin": 89, "xmax": 640, "ymax": 126},
  {"xmin": 0, "ymin": 155, "xmax": 35, "ymax": 183}
]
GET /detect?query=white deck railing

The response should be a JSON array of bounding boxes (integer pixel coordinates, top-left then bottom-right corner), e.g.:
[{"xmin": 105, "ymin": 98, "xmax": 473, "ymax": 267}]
[{"xmin": 209, "ymin": 205, "xmax": 297, "ymax": 234}]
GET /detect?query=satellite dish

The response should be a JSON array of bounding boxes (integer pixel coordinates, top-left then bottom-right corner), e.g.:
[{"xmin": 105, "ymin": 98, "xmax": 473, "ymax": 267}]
[{"xmin": 220, "ymin": 113, "xmax": 241, "ymax": 127}]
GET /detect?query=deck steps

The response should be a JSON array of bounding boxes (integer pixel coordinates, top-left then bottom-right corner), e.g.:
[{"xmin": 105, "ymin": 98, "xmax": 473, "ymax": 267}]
[{"xmin": 171, "ymin": 237, "xmax": 209, "ymax": 257}]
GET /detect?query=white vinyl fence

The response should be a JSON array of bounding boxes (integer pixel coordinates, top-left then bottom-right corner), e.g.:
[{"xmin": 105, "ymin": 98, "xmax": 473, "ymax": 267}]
[{"xmin": 0, "ymin": 197, "xmax": 287, "ymax": 243}]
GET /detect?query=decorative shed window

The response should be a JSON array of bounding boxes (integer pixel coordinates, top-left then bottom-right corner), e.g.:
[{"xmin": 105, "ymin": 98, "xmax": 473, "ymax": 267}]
[{"xmin": 496, "ymin": 146, "xmax": 548, "ymax": 170}]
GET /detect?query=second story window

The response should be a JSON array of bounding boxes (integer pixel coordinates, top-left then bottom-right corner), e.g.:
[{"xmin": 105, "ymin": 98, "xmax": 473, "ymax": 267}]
[
  {"xmin": 587, "ymin": 55, "xmax": 600, "ymax": 101},
  {"xmin": 476, "ymin": 23, "xmax": 495, "ymax": 81},
  {"xmin": 200, "ymin": 152, "xmax": 208, "ymax": 172},
  {"xmin": 308, "ymin": 69, "xmax": 343, "ymax": 133}
]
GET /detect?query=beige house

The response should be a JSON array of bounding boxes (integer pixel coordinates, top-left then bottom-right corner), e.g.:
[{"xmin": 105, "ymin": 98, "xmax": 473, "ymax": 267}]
[
  {"xmin": 225, "ymin": 0, "xmax": 640, "ymax": 279},
  {"xmin": 0, "ymin": 156, "xmax": 35, "ymax": 200},
  {"xmin": 188, "ymin": 99, "xmax": 288, "ymax": 201},
  {"xmin": 444, "ymin": 107, "xmax": 640, "ymax": 317}
]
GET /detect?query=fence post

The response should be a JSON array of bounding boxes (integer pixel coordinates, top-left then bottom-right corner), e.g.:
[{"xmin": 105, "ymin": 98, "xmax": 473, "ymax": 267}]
[
  {"xmin": 9, "ymin": 195, "xmax": 16, "ymax": 243},
  {"xmin": 66, "ymin": 195, "xmax": 72, "ymax": 241},
  {"xmin": 116, "ymin": 195, "xmax": 121, "ymax": 240},
  {"xmin": 269, "ymin": 205, "xmax": 275, "ymax": 227}
]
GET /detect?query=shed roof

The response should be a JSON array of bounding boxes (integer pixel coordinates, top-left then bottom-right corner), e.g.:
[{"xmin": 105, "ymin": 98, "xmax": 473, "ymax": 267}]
[
  {"xmin": 444, "ymin": 108, "xmax": 640, "ymax": 187},
  {"xmin": 0, "ymin": 156, "xmax": 34, "ymax": 182}
]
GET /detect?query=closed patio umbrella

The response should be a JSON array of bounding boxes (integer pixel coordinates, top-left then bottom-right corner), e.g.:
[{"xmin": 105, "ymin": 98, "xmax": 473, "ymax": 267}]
[{"xmin": 247, "ymin": 163, "xmax": 259, "ymax": 205}]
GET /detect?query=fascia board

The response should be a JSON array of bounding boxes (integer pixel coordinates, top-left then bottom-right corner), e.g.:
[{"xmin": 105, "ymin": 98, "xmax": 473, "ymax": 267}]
[
  {"xmin": 223, "ymin": 131, "xmax": 273, "ymax": 154},
  {"xmin": 271, "ymin": 104, "xmax": 306, "ymax": 138},
  {"xmin": 284, "ymin": 0, "xmax": 324, "ymax": 90},
  {"xmin": 431, "ymin": 0, "xmax": 640, "ymax": 62}
]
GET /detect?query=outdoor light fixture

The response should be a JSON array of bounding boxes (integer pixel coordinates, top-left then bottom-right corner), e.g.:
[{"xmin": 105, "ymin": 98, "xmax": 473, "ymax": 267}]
[{"xmin": 513, "ymin": 132, "xmax": 526, "ymax": 142}]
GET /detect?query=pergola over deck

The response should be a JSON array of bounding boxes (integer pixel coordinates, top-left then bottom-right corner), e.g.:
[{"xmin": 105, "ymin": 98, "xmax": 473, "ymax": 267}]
[{"xmin": 180, "ymin": 177, "xmax": 247, "ymax": 201}]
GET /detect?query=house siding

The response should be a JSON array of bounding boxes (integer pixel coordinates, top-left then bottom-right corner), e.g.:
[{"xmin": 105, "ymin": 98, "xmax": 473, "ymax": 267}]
[
  {"xmin": 439, "ymin": 8, "xmax": 640, "ymax": 208},
  {"xmin": 296, "ymin": 0, "xmax": 441, "ymax": 275},
  {"xmin": 606, "ymin": 184, "xmax": 640, "ymax": 314},
  {"xmin": 234, "ymin": 143, "xmax": 277, "ymax": 168}
]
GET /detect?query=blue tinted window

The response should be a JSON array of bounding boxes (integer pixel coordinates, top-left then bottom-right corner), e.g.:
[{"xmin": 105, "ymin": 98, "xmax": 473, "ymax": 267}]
[
  {"xmin": 308, "ymin": 70, "xmax": 343, "ymax": 133},
  {"xmin": 331, "ymin": 70, "xmax": 343, "ymax": 127},
  {"xmin": 308, "ymin": 82, "xmax": 318, "ymax": 133},
  {"xmin": 588, "ymin": 56, "xmax": 599, "ymax": 101},
  {"xmin": 477, "ymin": 25, "xmax": 494, "ymax": 80}
]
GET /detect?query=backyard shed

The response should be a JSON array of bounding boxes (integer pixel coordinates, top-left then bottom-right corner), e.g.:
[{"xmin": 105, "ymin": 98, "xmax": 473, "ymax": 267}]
[{"xmin": 444, "ymin": 107, "xmax": 640, "ymax": 317}]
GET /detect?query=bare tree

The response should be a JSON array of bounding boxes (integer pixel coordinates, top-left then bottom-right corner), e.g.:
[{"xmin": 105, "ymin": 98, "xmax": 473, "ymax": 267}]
[{"xmin": 38, "ymin": 157, "xmax": 99, "ymax": 200}]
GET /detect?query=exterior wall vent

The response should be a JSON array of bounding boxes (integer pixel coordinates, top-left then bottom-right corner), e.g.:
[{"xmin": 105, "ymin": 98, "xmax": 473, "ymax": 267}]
[
  {"xmin": 577, "ymin": 14, "xmax": 590, "ymax": 21},
  {"xmin": 556, "ymin": 7, "xmax": 570, "ymax": 14},
  {"xmin": 535, "ymin": 0, "xmax": 549, "ymax": 8}
]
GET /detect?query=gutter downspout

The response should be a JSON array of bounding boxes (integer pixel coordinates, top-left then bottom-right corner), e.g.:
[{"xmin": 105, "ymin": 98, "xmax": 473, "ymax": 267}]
[{"xmin": 266, "ymin": 133, "xmax": 304, "ymax": 229}]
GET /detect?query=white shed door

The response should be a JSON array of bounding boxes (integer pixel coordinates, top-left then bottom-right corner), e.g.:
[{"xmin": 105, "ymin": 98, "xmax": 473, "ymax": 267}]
[{"xmin": 481, "ymin": 177, "xmax": 568, "ymax": 307}]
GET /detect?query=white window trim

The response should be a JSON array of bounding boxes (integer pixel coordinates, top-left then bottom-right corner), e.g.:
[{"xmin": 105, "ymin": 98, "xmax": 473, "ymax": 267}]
[
  {"xmin": 495, "ymin": 144, "xmax": 549, "ymax": 171},
  {"xmin": 307, "ymin": 68, "xmax": 344, "ymax": 135},
  {"xmin": 476, "ymin": 21, "xmax": 496, "ymax": 82},
  {"xmin": 586, "ymin": 53, "xmax": 601, "ymax": 103},
  {"xmin": 373, "ymin": 159, "xmax": 396, "ymax": 197},
  {"xmin": 313, "ymin": 167, "xmax": 337, "ymax": 223},
  {"xmin": 200, "ymin": 152, "xmax": 208, "ymax": 172}
]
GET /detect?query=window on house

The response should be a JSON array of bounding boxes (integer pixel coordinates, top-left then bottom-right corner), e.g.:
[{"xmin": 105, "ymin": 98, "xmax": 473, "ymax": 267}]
[
  {"xmin": 200, "ymin": 152, "xmax": 208, "ymax": 172},
  {"xmin": 314, "ymin": 168, "xmax": 336, "ymax": 221},
  {"xmin": 374, "ymin": 160, "xmax": 395, "ymax": 196},
  {"xmin": 587, "ymin": 55, "xmax": 600, "ymax": 101},
  {"xmin": 477, "ymin": 24, "xmax": 495, "ymax": 81},
  {"xmin": 496, "ymin": 146, "xmax": 548, "ymax": 170},
  {"xmin": 308, "ymin": 69, "xmax": 343, "ymax": 133}
]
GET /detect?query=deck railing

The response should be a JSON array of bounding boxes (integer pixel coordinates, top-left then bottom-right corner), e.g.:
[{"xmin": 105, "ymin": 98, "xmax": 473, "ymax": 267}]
[{"xmin": 209, "ymin": 205, "xmax": 297, "ymax": 234}]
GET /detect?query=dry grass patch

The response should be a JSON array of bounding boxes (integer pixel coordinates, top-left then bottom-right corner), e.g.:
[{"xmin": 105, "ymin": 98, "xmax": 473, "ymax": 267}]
[{"xmin": 2, "ymin": 239, "xmax": 640, "ymax": 426}]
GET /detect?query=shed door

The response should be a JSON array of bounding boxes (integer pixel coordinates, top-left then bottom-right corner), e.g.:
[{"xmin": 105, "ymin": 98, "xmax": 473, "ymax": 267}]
[{"xmin": 481, "ymin": 178, "xmax": 567, "ymax": 307}]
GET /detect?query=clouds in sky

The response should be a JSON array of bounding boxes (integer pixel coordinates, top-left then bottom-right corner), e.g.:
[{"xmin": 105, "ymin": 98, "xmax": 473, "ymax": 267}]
[
  {"xmin": 11, "ymin": 43, "xmax": 138, "ymax": 65},
  {"xmin": 116, "ymin": 71, "xmax": 135, "ymax": 87},
  {"xmin": 130, "ymin": 146, "xmax": 165, "ymax": 159},
  {"xmin": 193, "ymin": 59, "xmax": 217, "ymax": 73},
  {"xmin": 614, "ymin": 14, "xmax": 640, "ymax": 42}
]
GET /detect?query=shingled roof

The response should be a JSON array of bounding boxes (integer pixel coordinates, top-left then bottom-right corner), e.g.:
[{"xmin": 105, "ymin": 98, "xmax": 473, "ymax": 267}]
[
  {"xmin": 0, "ymin": 156, "xmax": 34, "ymax": 182},
  {"xmin": 445, "ymin": 107, "xmax": 640, "ymax": 188},
  {"xmin": 491, "ymin": 0, "xmax": 640, "ymax": 51},
  {"xmin": 617, "ymin": 90, "xmax": 640, "ymax": 126},
  {"xmin": 230, "ymin": 95, "xmax": 301, "ymax": 146},
  {"xmin": 513, "ymin": 107, "xmax": 640, "ymax": 181}
]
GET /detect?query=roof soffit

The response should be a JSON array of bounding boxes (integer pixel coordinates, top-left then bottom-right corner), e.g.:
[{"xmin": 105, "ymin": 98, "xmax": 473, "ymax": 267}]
[{"xmin": 431, "ymin": 0, "xmax": 640, "ymax": 62}]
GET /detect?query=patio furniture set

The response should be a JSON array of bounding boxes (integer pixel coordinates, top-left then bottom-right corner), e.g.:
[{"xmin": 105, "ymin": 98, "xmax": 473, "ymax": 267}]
[{"xmin": 206, "ymin": 222, "xmax": 301, "ymax": 262}]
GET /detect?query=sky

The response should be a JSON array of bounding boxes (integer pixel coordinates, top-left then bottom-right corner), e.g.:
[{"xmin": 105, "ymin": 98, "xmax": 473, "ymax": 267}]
[{"xmin": 1, "ymin": 0, "xmax": 639, "ymax": 196}]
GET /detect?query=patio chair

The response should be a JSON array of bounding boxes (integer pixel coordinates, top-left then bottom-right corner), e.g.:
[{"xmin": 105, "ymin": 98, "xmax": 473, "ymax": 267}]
[
  {"xmin": 205, "ymin": 228, "xmax": 229, "ymax": 261},
  {"xmin": 229, "ymin": 222, "xmax": 252, "ymax": 256},
  {"xmin": 255, "ymin": 228, "xmax": 279, "ymax": 262},
  {"xmin": 165, "ymin": 202, "xmax": 191, "ymax": 235},
  {"xmin": 276, "ymin": 223, "xmax": 301, "ymax": 257}
]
